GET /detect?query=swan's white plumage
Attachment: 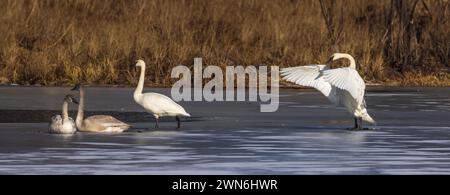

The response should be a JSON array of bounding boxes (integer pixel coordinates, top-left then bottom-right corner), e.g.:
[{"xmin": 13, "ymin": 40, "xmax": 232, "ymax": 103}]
[
  {"xmin": 281, "ymin": 53, "xmax": 376, "ymax": 125},
  {"xmin": 281, "ymin": 65, "xmax": 337, "ymax": 104},
  {"xmin": 136, "ymin": 92, "xmax": 190, "ymax": 118},
  {"xmin": 134, "ymin": 59, "xmax": 190, "ymax": 127},
  {"xmin": 321, "ymin": 67, "xmax": 365, "ymax": 105}
]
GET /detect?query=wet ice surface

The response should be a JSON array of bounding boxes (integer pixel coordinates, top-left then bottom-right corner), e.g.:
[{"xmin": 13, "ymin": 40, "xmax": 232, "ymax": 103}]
[{"xmin": 0, "ymin": 86, "xmax": 450, "ymax": 174}]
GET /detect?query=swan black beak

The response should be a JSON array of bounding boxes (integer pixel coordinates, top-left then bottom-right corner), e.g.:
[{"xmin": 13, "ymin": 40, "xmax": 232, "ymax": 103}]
[
  {"xmin": 71, "ymin": 84, "xmax": 80, "ymax": 91},
  {"xmin": 132, "ymin": 61, "xmax": 138, "ymax": 71}
]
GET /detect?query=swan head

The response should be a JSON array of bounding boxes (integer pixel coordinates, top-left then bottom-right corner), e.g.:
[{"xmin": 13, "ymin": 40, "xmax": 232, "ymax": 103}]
[
  {"xmin": 328, "ymin": 53, "xmax": 349, "ymax": 62},
  {"xmin": 135, "ymin": 59, "xmax": 146, "ymax": 67},
  {"xmin": 326, "ymin": 53, "xmax": 356, "ymax": 69},
  {"xmin": 64, "ymin": 95, "xmax": 78, "ymax": 104},
  {"xmin": 71, "ymin": 84, "xmax": 81, "ymax": 91}
]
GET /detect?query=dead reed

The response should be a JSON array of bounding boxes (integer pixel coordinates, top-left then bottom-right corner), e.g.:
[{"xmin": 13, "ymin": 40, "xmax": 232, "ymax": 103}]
[{"xmin": 0, "ymin": 0, "xmax": 448, "ymax": 86}]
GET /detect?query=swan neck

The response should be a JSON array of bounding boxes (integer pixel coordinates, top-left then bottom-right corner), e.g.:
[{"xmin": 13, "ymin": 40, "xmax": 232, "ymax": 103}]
[
  {"xmin": 344, "ymin": 54, "xmax": 356, "ymax": 69},
  {"xmin": 134, "ymin": 65, "xmax": 146, "ymax": 100},
  {"xmin": 62, "ymin": 101, "xmax": 69, "ymax": 123},
  {"xmin": 76, "ymin": 87, "xmax": 85, "ymax": 128}
]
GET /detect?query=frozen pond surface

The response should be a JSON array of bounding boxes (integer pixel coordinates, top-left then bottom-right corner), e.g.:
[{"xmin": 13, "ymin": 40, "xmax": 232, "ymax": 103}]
[{"xmin": 0, "ymin": 86, "xmax": 449, "ymax": 174}]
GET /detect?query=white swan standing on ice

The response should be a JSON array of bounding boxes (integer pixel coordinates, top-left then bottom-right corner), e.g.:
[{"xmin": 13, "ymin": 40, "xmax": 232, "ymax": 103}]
[
  {"xmin": 134, "ymin": 59, "xmax": 190, "ymax": 128},
  {"xmin": 281, "ymin": 53, "xmax": 376, "ymax": 130},
  {"xmin": 71, "ymin": 84, "xmax": 131, "ymax": 133},
  {"xmin": 49, "ymin": 95, "xmax": 78, "ymax": 134}
]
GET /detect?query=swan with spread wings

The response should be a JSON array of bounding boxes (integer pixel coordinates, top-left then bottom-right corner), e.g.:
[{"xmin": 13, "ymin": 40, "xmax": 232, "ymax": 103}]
[{"xmin": 281, "ymin": 53, "xmax": 376, "ymax": 130}]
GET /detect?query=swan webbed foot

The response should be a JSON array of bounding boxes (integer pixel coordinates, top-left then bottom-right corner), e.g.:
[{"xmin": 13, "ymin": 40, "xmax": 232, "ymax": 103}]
[
  {"xmin": 362, "ymin": 127, "xmax": 378, "ymax": 130},
  {"xmin": 346, "ymin": 118, "xmax": 359, "ymax": 130},
  {"xmin": 346, "ymin": 126, "xmax": 376, "ymax": 131},
  {"xmin": 346, "ymin": 127, "xmax": 360, "ymax": 131},
  {"xmin": 347, "ymin": 127, "xmax": 375, "ymax": 131},
  {"xmin": 346, "ymin": 117, "xmax": 375, "ymax": 131}
]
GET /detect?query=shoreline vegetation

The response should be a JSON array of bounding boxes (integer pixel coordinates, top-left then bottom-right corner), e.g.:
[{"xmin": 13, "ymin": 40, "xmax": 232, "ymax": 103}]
[
  {"xmin": 0, "ymin": 0, "xmax": 449, "ymax": 87},
  {"xmin": 2, "ymin": 83, "xmax": 449, "ymax": 90}
]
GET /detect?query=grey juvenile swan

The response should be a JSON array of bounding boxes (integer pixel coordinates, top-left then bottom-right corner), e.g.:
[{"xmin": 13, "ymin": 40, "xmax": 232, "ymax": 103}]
[
  {"xmin": 281, "ymin": 53, "xmax": 376, "ymax": 130},
  {"xmin": 49, "ymin": 95, "xmax": 78, "ymax": 134},
  {"xmin": 71, "ymin": 84, "xmax": 130, "ymax": 133}
]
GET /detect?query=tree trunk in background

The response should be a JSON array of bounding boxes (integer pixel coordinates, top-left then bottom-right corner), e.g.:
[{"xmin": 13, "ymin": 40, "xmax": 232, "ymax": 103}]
[
  {"xmin": 383, "ymin": 0, "xmax": 420, "ymax": 74},
  {"xmin": 319, "ymin": 0, "xmax": 344, "ymax": 53}
]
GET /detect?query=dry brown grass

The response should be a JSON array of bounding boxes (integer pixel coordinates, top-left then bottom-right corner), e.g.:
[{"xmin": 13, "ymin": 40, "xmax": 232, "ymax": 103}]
[{"xmin": 0, "ymin": 0, "xmax": 448, "ymax": 86}]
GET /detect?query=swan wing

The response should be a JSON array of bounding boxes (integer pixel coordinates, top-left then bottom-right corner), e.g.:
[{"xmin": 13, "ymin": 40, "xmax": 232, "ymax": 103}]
[
  {"xmin": 321, "ymin": 67, "xmax": 366, "ymax": 104},
  {"xmin": 281, "ymin": 65, "xmax": 336, "ymax": 101},
  {"xmin": 142, "ymin": 93, "xmax": 190, "ymax": 116},
  {"xmin": 85, "ymin": 115, "xmax": 130, "ymax": 128}
]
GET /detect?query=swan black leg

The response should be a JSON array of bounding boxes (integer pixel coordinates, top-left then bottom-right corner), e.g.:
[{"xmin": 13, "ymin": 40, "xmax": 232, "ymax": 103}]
[
  {"xmin": 176, "ymin": 116, "xmax": 181, "ymax": 129},
  {"xmin": 347, "ymin": 117, "xmax": 373, "ymax": 131},
  {"xmin": 347, "ymin": 118, "xmax": 359, "ymax": 130},
  {"xmin": 155, "ymin": 118, "xmax": 159, "ymax": 129},
  {"xmin": 358, "ymin": 117, "xmax": 363, "ymax": 130},
  {"xmin": 359, "ymin": 117, "xmax": 373, "ymax": 130}
]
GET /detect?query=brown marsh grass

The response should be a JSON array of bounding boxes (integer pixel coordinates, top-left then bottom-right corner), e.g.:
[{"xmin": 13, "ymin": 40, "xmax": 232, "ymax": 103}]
[{"xmin": 0, "ymin": 0, "xmax": 448, "ymax": 87}]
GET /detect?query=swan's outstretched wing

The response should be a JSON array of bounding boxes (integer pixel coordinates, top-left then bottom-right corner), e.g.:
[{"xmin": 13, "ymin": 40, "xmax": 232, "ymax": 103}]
[
  {"xmin": 321, "ymin": 67, "xmax": 366, "ymax": 104},
  {"xmin": 281, "ymin": 65, "xmax": 337, "ymax": 103}
]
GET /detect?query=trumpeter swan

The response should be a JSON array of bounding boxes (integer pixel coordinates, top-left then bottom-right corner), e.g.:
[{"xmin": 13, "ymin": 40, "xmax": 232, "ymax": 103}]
[
  {"xmin": 49, "ymin": 95, "xmax": 78, "ymax": 134},
  {"xmin": 134, "ymin": 59, "xmax": 190, "ymax": 128},
  {"xmin": 71, "ymin": 84, "xmax": 131, "ymax": 133},
  {"xmin": 281, "ymin": 53, "xmax": 376, "ymax": 130}
]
